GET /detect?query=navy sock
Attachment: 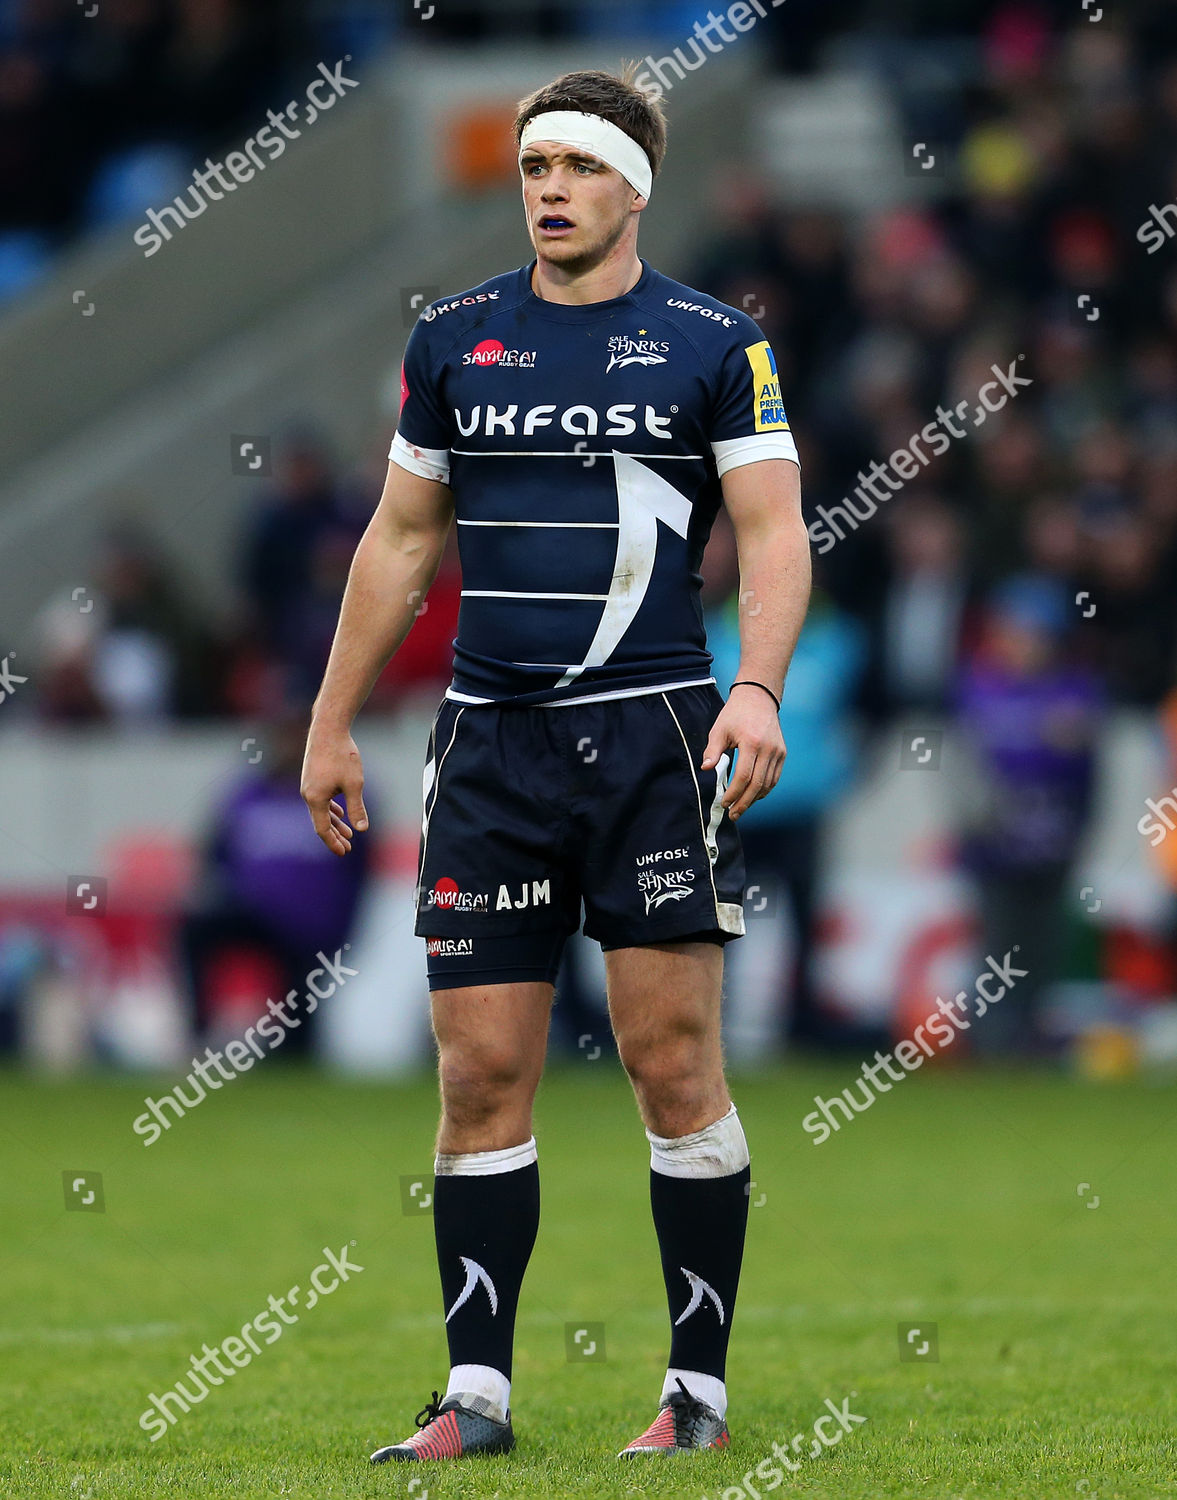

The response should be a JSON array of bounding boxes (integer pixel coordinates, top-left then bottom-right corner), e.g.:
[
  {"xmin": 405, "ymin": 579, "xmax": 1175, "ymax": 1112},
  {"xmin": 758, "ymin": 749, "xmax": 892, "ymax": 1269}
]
[
  {"xmin": 650, "ymin": 1161, "xmax": 750, "ymax": 1380},
  {"xmin": 433, "ymin": 1139, "xmax": 540, "ymax": 1388}
]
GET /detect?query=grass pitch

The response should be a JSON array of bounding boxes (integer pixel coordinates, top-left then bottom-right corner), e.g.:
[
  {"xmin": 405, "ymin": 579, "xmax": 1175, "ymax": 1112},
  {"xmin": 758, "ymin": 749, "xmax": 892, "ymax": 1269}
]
[{"xmin": 1, "ymin": 1055, "xmax": 1175, "ymax": 1498}]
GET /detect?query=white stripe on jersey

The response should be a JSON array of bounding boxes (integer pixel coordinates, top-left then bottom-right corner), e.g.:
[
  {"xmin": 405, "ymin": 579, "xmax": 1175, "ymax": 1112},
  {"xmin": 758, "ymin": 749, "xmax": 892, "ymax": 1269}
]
[
  {"xmin": 457, "ymin": 520, "xmax": 619, "ymax": 529},
  {"xmin": 450, "ymin": 449, "xmax": 704, "ymax": 460},
  {"xmin": 462, "ymin": 590, "xmax": 609, "ymax": 601}
]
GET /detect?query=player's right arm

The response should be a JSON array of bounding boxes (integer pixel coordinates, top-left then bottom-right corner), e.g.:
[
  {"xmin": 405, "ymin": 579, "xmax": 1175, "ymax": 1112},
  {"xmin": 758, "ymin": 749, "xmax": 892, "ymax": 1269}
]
[{"xmin": 302, "ymin": 461, "xmax": 454, "ymax": 855}]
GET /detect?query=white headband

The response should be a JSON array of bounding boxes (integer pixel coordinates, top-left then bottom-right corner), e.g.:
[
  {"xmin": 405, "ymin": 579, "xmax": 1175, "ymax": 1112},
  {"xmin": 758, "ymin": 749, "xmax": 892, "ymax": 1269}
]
[{"xmin": 519, "ymin": 110, "xmax": 653, "ymax": 201}]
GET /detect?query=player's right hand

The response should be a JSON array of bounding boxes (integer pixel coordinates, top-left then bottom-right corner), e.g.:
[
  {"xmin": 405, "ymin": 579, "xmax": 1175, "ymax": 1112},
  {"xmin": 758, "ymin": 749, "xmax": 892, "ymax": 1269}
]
[{"xmin": 301, "ymin": 723, "xmax": 370, "ymax": 856}]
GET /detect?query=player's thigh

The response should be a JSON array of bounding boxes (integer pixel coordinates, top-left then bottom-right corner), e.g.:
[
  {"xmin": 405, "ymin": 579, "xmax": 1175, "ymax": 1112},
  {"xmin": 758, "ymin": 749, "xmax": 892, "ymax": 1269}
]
[
  {"xmin": 604, "ymin": 939, "xmax": 725, "ymax": 1065},
  {"xmin": 431, "ymin": 978, "xmax": 555, "ymax": 1088}
]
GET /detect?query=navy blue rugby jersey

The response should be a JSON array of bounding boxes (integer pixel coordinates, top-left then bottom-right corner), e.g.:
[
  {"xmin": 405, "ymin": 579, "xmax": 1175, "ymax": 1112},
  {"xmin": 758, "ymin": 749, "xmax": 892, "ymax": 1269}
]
[{"xmin": 390, "ymin": 257, "xmax": 799, "ymax": 707}]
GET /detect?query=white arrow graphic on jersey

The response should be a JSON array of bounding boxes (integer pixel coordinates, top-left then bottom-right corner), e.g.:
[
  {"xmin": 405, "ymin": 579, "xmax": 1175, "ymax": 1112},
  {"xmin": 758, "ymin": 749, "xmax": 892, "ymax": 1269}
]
[
  {"xmin": 445, "ymin": 1256, "xmax": 499, "ymax": 1322},
  {"xmin": 554, "ymin": 453, "xmax": 692, "ymax": 689},
  {"xmin": 674, "ymin": 1267, "xmax": 725, "ymax": 1326}
]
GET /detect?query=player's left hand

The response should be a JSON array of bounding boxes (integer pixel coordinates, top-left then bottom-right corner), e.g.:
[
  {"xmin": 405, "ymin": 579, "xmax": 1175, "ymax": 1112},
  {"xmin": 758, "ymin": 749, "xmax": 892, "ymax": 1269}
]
[{"xmin": 701, "ymin": 686, "xmax": 786, "ymax": 821}]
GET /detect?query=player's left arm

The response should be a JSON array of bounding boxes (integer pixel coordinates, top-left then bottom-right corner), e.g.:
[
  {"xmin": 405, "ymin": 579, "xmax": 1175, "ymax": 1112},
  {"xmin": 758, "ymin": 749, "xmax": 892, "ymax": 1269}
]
[{"xmin": 702, "ymin": 458, "xmax": 811, "ymax": 819}]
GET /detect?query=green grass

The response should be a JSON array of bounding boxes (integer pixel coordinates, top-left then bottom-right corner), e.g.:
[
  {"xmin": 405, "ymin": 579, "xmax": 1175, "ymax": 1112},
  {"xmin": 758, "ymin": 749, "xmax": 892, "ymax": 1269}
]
[{"xmin": 1, "ymin": 1056, "xmax": 1175, "ymax": 1498}]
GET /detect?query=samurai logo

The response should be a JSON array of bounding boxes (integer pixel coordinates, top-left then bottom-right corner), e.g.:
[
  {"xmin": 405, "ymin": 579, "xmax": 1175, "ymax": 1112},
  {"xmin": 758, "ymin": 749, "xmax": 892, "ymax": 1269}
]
[{"xmin": 424, "ymin": 877, "xmax": 488, "ymax": 914}]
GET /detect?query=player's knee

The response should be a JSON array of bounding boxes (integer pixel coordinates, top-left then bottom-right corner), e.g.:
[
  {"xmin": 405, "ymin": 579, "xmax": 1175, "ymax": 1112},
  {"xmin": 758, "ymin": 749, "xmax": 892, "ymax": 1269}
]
[
  {"xmin": 636, "ymin": 1067, "xmax": 714, "ymax": 1128},
  {"xmin": 617, "ymin": 1017, "xmax": 707, "ymax": 1089},
  {"xmin": 438, "ymin": 1043, "xmax": 531, "ymax": 1118},
  {"xmin": 641, "ymin": 1084, "xmax": 728, "ymax": 1143}
]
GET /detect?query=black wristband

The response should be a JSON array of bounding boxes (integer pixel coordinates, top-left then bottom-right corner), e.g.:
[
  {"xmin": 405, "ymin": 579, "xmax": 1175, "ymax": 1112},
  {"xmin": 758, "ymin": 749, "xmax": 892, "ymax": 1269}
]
[{"xmin": 731, "ymin": 680, "xmax": 781, "ymax": 712}]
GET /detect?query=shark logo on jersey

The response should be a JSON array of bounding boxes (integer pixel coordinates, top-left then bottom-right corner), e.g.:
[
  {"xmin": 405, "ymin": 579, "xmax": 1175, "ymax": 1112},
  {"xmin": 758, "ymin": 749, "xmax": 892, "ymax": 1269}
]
[
  {"xmin": 674, "ymin": 1267, "xmax": 725, "ymax": 1326},
  {"xmin": 745, "ymin": 340, "xmax": 790, "ymax": 432},
  {"xmin": 607, "ymin": 333, "xmax": 671, "ymax": 373}
]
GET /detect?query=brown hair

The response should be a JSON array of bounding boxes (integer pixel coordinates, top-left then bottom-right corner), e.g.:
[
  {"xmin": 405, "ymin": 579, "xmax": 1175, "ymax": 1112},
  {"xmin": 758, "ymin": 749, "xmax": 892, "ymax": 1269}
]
[{"xmin": 513, "ymin": 64, "xmax": 668, "ymax": 181}]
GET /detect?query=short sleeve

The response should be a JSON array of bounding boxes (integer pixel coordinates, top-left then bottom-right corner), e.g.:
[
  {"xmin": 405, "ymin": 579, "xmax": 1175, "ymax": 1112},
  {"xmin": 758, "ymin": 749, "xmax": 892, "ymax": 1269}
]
[
  {"xmin": 709, "ymin": 334, "xmax": 800, "ymax": 477},
  {"xmin": 389, "ymin": 318, "xmax": 452, "ymax": 485}
]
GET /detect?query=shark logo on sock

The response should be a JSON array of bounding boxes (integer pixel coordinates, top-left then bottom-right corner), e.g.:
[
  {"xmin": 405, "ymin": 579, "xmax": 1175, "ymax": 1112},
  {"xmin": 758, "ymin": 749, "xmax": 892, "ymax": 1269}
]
[
  {"xmin": 674, "ymin": 1267, "xmax": 725, "ymax": 1326},
  {"xmin": 445, "ymin": 1256, "xmax": 499, "ymax": 1322}
]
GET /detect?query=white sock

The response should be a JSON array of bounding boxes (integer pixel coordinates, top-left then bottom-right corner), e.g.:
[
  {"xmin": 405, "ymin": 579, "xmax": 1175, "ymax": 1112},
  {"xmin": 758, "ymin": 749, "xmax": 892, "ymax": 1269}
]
[
  {"xmin": 662, "ymin": 1366, "xmax": 727, "ymax": 1418},
  {"xmin": 444, "ymin": 1362, "xmax": 511, "ymax": 1423},
  {"xmin": 646, "ymin": 1102, "xmax": 750, "ymax": 1179},
  {"xmin": 434, "ymin": 1136, "xmax": 538, "ymax": 1176}
]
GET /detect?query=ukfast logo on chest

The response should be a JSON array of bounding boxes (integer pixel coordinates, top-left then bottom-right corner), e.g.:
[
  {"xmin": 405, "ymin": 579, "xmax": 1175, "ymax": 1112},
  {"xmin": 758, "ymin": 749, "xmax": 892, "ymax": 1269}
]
[{"xmin": 454, "ymin": 403, "xmax": 674, "ymax": 440}]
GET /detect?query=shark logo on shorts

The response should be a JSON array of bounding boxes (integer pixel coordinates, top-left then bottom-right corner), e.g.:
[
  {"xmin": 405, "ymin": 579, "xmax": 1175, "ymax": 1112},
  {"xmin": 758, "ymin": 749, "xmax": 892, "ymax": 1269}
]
[{"xmin": 638, "ymin": 866, "xmax": 695, "ymax": 915}]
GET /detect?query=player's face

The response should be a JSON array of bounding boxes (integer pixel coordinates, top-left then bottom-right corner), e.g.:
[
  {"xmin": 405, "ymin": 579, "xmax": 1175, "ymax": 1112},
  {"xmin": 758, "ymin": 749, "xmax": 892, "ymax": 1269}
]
[{"xmin": 520, "ymin": 143, "xmax": 643, "ymax": 273}]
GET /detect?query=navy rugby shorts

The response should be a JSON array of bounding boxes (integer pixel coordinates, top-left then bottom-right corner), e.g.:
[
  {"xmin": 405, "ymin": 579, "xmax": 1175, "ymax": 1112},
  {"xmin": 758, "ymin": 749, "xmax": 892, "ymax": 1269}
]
[{"xmin": 415, "ymin": 684, "xmax": 746, "ymax": 990}]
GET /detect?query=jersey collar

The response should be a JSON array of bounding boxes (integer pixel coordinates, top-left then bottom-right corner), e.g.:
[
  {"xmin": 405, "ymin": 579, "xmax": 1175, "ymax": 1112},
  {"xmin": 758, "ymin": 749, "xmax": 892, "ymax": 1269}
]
[{"xmin": 517, "ymin": 257, "xmax": 654, "ymax": 322}]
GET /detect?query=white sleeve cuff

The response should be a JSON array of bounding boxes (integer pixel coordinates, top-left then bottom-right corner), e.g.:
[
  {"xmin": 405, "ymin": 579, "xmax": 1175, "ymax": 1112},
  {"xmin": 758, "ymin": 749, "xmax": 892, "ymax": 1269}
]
[
  {"xmin": 712, "ymin": 433, "xmax": 800, "ymax": 477},
  {"xmin": 389, "ymin": 430, "xmax": 451, "ymax": 485}
]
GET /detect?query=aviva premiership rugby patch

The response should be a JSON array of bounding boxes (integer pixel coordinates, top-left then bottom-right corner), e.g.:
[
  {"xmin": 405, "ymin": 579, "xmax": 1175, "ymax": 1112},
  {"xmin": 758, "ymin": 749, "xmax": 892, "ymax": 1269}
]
[{"xmin": 745, "ymin": 340, "xmax": 789, "ymax": 433}]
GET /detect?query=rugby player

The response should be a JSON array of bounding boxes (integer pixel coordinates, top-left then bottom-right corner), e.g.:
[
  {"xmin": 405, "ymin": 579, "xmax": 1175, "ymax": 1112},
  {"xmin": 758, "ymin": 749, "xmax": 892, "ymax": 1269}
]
[{"xmin": 301, "ymin": 65, "xmax": 811, "ymax": 1462}]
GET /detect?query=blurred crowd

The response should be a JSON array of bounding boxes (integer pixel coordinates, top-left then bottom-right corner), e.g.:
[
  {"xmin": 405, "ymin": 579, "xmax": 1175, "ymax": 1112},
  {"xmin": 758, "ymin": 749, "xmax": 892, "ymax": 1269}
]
[
  {"xmin": 27, "ymin": 431, "xmax": 463, "ymax": 723},
  {"xmin": 1, "ymin": 0, "xmax": 283, "ymax": 249},
  {"xmin": 695, "ymin": 12, "xmax": 1177, "ymax": 713},
  {"xmin": 0, "ymin": 0, "xmax": 399, "ymax": 293},
  {"xmin": 687, "ymin": 6, "xmax": 1177, "ymax": 1046}
]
